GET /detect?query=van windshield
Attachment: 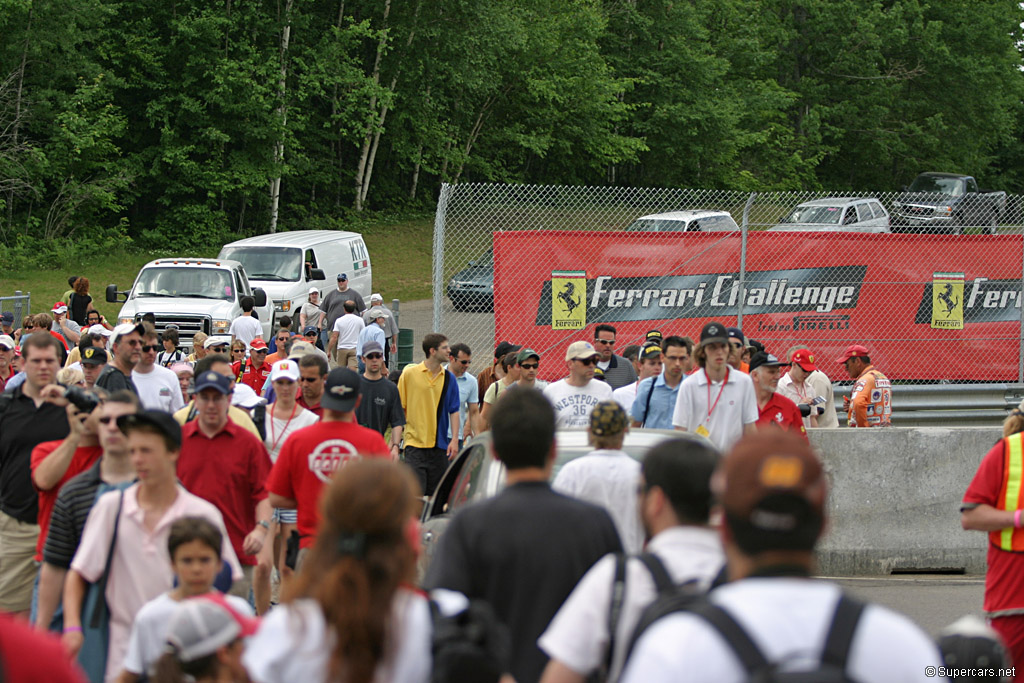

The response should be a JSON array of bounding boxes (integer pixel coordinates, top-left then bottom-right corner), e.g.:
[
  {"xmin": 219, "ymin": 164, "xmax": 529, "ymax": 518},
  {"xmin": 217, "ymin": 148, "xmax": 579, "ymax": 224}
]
[
  {"xmin": 134, "ymin": 268, "xmax": 235, "ymax": 301},
  {"xmin": 219, "ymin": 247, "xmax": 303, "ymax": 282}
]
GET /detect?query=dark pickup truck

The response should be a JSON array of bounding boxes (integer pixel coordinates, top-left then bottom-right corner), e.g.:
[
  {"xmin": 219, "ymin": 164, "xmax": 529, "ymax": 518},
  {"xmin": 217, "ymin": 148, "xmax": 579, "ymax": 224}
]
[{"xmin": 891, "ymin": 172, "xmax": 1006, "ymax": 234}]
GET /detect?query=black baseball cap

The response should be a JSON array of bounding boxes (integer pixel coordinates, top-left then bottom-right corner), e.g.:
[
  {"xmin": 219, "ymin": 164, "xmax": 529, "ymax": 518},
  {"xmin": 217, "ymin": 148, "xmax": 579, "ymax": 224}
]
[
  {"xmin": 748, "ymin": 351, "xmax": 789, "ymax": 373},
  {"xmin": 726, "ymin": 327, "xmax": 746, "ymax": 345},
  {"xmin": 322, "ymin": 367, "xmax": 360, "ymax": 412},
  {"xmin": 494, "ymin": 341, "xmax": 520, "ymax": 360},
  {"xmin": 80, "ymin": 347, "xmax": 108, "ymax": 366},
  {"xmin": 698, "ymin": 322, "xmax": 729, "ymax": 348},
  {"xmin": 640, "ymin": 342, "xmax": 662, "ymax": 360},
  {"xmin": 117, "ymin": 410, "xmax": 183, "ymax": 450}
]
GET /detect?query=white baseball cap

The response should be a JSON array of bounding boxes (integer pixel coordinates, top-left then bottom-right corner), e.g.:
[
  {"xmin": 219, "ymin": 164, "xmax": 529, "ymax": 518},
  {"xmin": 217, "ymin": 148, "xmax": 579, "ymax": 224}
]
[
  {"xmin": 204, "ymin": 335, "xmax": 232, "ymax": 349},
  {"xmin": 88, "ymin": 324, "xmax": 112, "ymax": 337},
  {"xmin": 370, "ymin": 292, "xmax": 383, "ymax": 302},
  {"xmin": 308, "ymin": 287, "xmax": 319, "ymax": 294},
  {"xmin": 109, "ymin": 322, "xmax": 145, "ymax": 348},
  {"xmin": 269, "ymin": 359, "xmax": 300, "ymax": 382},
  {"xmin": 0, "ymin": 335, "xmax": 14, "ymax": 350}
]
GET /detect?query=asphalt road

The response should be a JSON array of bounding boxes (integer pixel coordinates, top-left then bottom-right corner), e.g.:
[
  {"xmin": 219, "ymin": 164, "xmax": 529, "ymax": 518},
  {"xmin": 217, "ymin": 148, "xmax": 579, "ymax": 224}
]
[{"xmin": 832, "ymin": 574, "xmax": 984, "ymax": 637}]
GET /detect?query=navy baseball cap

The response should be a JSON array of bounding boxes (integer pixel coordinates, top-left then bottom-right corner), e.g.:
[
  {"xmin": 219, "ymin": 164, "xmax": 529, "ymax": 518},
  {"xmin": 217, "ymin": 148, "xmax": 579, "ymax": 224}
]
[
  {"xmin": 726, "ymin": 327, "xmax": 746, "ymax": 345},
  {"xmin": 322, "ymin": 368, "xmax": 360, "ymax": 412},
  {"xmin": 303, "ymin": 325, "xmax": 318, "ymax": 336},
  {"xmin": 0, "ymin": 312, "xmax": 12, "ymax": 325},
  {"xmin": 337, "ymin": 273, "xmax": 348, "ymax": 281},
  {"xmin": 193, "ymin": 371, "xmax": 232, "ymax": 395}
]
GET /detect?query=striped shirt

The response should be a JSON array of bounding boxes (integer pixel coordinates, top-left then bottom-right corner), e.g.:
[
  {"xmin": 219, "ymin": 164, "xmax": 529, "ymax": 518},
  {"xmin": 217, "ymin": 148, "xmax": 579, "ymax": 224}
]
[{"xmin": 42, "ymin": 461, "xmax": 134, "ymax": 569}]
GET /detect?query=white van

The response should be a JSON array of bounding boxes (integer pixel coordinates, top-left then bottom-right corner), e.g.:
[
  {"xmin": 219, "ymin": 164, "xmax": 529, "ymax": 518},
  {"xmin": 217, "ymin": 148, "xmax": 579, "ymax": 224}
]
[{"xmin": 218, "ymin": 230, "xmax": 372, "ymax": 318}]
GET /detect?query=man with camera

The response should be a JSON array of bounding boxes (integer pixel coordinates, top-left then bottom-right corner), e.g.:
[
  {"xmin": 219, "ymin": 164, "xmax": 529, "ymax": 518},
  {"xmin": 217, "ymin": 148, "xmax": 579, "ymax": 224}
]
[
  {"xmin": 778, "ymin": 347, "xmax": 838, "ymax": 429},
  {"xmin": 0, "ymin": 334, "xmax": 70, "ymax": 618}
]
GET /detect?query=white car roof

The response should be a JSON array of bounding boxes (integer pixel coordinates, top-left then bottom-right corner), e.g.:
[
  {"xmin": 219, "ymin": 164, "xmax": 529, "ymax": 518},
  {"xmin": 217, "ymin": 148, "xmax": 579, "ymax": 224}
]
[
  {"xmin": 794, "ymin": 197, "xmax": 878, "ymax": 208},
  {"xmin": 633, "ymin": 210, "xmax": 734, "ymax": 221},
  {"xmin": 223, "ymin": 229, "xmax": 362, "ymax": 249},
  {"xmin": 143, "ymin": 258, "xmax": 243, "ymax": 270}
]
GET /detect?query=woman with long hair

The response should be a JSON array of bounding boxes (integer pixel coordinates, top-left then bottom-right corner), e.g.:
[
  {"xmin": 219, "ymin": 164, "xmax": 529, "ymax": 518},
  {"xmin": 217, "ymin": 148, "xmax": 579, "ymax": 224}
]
[
  {"xmin": 242, "ymin": 459, "xmax": 430, "ymax": 682},
  {"xmin": 69, "ymin": 277, "xmax": 95, "ymax": 327}
]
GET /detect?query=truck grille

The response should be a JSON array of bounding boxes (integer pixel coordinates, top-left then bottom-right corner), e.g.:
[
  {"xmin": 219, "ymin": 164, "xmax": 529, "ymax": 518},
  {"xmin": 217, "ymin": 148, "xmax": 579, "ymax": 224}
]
[{"xmin": 133, "ymin": 314, "xmax": 210, "ymax": 350}]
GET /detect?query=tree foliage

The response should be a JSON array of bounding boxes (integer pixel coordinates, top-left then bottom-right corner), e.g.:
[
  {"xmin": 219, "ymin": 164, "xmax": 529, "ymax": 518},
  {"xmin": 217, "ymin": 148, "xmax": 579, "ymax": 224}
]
[{"xmin": 0, "ymin": 0, "xmax": 1022, "ymax": 248}]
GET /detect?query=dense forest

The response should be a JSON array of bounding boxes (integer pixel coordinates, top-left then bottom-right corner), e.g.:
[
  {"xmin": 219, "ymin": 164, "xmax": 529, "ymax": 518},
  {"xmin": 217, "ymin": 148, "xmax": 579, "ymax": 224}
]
[{"xmin": 1, "ymin": 0, "xmax": 1022, "ymax": 252}]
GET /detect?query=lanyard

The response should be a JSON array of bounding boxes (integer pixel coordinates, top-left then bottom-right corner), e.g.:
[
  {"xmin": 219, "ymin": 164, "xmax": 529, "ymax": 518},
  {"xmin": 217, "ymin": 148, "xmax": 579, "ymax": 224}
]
[
  {"xmin": 268, "ymin": 402, "xmax": 299, "ymax": 454},
  {"xmin": 705, "ymin": 367, "xmax": 729, "ymax": 422}
]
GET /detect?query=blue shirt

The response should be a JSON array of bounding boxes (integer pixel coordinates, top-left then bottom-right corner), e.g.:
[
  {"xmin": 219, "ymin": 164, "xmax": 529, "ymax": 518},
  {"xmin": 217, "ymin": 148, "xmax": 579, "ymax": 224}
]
[
  {"xmin": 631, "ymin": 373, "xmax": 680, "ymax": 429},
  {"xmin": 448, "ymin": 372, "xmax": 479, "ymax": 440},
  {"xmin": 356, "ymin": 323, "xmax": 387, "ymax": 358}
]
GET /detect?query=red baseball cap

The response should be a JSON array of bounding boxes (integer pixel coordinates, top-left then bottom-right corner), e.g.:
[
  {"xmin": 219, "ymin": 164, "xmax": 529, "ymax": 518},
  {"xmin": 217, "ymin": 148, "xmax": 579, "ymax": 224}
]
[
  {"xmin": 791, "ymin": 349, "xmax": 818, "ymax": 372},
  {"xmin": 249, "ymin": 338, "xmax": 269, "ymax": 351},
  {"xmin": 835, "ymin": 344, "xmax": 869, "ymax": 364}
]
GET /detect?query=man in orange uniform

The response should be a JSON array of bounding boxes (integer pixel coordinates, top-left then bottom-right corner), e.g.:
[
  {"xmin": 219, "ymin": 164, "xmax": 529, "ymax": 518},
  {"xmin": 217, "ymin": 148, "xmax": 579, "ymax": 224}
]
[{"xmin": 836, "ymin": 345, "xmax": 891, "ymax": 427}]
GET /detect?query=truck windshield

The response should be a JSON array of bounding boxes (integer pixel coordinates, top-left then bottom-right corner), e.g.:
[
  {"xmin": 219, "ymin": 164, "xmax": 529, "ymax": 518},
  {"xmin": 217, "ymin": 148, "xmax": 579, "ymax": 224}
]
[
  {"xmin": 134, "ymin": 268, "xmax": 234, "ymax": 301},
  {"xmin": 218, "ymin": 247, "xmax": 303, "ymax": 282},
  {"xmin": 908, "ymin": 175, "xmax": 965, "ymax": 196},
  {"xmin": 783, "ymin": 205, "xmax": 842, "ymax": 225}
]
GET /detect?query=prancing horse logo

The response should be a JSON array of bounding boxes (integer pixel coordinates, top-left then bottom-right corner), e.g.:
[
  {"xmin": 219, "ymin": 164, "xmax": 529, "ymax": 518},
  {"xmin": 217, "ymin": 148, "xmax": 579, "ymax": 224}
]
[
  {"xmin": 938, "ymin": 283, "xmax": 959, "ymax": 317},
  {"xmin": 558, "ymin": 282, "xmax": 580, "ymax": 315}
]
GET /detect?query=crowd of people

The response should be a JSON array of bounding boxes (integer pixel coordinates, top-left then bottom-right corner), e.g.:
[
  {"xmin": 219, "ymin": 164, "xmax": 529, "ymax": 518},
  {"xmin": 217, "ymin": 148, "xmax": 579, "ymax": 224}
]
[{"xmin": 0, "ymin": 270, "xmax": 1007, "ymax": 683}]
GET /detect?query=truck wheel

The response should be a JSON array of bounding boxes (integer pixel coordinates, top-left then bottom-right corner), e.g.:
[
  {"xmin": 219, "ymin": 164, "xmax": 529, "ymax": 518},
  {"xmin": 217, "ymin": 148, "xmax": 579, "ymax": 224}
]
[{"xmin": 988, "ymin": 211, "xmax": 999, "ymax": 235}]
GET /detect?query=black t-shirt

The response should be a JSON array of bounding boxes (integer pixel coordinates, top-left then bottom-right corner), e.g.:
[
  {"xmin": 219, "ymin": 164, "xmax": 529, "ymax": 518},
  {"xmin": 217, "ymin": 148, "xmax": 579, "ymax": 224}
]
[
  {"xmin": 68, "ymin": 293, "xmax": 92, "ymax": 327},
  {"xmin": 355, "ymin": 376, "xmax": 406, "ymax": 435},
  {"xmin": 0, "ymin": 387, "xmax": 70, "ymax": 523},
  {"xmin": 95, "ymin": 364, "xmax": 138, "ymax": 395},
  {"xmin": 424, "ymin": 481, "xmax": 623, "ymax": 683}
]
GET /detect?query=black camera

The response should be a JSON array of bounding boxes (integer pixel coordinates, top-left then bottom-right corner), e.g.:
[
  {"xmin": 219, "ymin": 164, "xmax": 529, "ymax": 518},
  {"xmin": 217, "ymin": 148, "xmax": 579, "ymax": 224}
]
[{"xmin": 64, "ymin": 386, "xmax": 101, "ymax": 413}]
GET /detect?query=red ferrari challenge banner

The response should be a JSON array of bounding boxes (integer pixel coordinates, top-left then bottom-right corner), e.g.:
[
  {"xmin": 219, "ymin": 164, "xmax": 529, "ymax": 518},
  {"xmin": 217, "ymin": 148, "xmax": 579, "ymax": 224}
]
[{"xmin": 492, "ymin": 231, "xmax": 1024, "ymax": 382}]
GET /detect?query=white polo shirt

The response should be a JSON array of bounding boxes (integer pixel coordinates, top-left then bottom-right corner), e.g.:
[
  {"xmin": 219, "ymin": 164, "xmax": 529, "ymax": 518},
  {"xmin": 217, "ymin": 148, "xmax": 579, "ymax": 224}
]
[
  {"xmin": 539, "ymin": 526, "xmax": 724, "ymax": 681},
  {"xmin": 671, "ymin": 368, "xmax": 757, "ymax": 452},
  {"xmin": 619, "ymin": 578, "xmax": 942, "ymax": 683}
]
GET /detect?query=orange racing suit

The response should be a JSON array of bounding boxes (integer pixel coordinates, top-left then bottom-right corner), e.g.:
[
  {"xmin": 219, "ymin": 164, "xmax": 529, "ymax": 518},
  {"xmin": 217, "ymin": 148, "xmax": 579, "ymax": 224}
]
[{"xmin": 846, "ymin": 365, "xmax": 891, "ymax": 427}]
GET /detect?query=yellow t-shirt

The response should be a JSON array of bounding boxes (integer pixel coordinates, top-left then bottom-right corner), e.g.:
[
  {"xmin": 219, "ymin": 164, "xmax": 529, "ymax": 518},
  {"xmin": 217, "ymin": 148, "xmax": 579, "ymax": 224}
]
[{"xmin": 398, "ymin": 362, "xmax": 449, "ymax": 449}]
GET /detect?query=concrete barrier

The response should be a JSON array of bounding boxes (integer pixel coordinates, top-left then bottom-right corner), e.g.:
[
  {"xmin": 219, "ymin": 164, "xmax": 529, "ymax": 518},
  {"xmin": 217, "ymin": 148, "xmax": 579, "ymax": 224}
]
[{"xmin": 809, "ymin": 427, "xmax": 1000, "ymax": 576}]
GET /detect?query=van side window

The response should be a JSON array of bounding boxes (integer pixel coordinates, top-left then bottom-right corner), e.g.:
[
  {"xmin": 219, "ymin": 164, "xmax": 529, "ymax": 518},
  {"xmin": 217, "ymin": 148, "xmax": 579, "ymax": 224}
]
[{"xmin": 305, "ymin": 249, "xmax": 318, "ymax": 279}]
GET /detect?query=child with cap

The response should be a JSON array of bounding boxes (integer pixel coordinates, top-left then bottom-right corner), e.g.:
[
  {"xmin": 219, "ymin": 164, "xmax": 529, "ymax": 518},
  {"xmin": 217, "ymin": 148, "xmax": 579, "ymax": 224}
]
[
  {"xmin": 150, "ymin": 595, "xmax": 258, "ymax": 683},
  {"xmin": 121, "ymin": 517, "xmax": 255, "ymax": 682}
]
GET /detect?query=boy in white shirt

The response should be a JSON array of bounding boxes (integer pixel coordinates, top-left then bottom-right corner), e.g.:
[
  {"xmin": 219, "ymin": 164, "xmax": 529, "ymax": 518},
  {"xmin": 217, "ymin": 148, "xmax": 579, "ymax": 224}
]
[
  {"xmin": 229, "ymin": 297, "xmax": 263, "ymax": 348},
  {"xmin": 119, "ymin": 517, "xmax": 253, "ymax": 682}
]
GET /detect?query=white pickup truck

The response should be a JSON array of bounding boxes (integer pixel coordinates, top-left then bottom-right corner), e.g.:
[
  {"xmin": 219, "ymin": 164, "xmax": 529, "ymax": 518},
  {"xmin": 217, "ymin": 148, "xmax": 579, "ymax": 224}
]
[{"xmin": 106, "ymin": 258, "xmax": 275, "ymax": 351}]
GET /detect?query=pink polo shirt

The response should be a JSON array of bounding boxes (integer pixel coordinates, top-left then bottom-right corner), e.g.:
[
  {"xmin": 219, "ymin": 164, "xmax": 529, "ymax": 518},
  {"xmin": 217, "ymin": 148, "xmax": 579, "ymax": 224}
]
[{"xmin": 71, "ymin": 483, "xmax": 243, "ymax": 683}]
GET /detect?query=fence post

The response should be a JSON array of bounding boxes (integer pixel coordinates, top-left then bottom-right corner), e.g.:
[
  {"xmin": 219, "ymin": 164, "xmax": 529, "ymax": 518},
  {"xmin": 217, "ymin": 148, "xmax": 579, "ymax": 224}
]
[
  {"xmin": 391, "ymin": 298, "xmax": 400, "ymax": 329},
  {"xmin": 1018, "ymin": 237, "xmax": 1024, "ymax": 383},
  {"xmin": 432, "ymin": 183, "xmax": 452, "ymax": 334},
  {"xmin": 736, "ymin": 193, "xmax": 756, "ymax": 328}
]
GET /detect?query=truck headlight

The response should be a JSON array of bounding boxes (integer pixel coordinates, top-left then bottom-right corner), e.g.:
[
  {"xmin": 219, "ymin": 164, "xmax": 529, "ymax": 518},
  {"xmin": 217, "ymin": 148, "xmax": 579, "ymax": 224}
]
[
  {"xmin": 274, "ymin": 300, "xmax": 291, "ymax": 312},
  {"xmin": 892, "ymin": 201, "xmax": 902, "ymax": 208},
  {"xmin": 119, "ymin": 317, "xmax": 134, "ymax": 326},
  {"xmin": 936, "ymin": 206, "xmax": 952, "ymax": 216},
  {"xmin": 213, "ymin": 319, "xmax": 230, "ymax": 333}
]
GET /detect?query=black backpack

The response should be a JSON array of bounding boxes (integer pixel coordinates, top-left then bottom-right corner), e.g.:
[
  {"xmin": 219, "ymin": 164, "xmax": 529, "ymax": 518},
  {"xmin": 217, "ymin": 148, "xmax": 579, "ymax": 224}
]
[
  {"xmin": 625, "ymin": 591, "xmax": 866, "ymax": 682},
  {"xmin": 599, "ymin": 552, "xmax": 704, "ymax": 681},
  {"xmin": 429, "ymin": 597, "xmax": 510, "ymax": 683}
]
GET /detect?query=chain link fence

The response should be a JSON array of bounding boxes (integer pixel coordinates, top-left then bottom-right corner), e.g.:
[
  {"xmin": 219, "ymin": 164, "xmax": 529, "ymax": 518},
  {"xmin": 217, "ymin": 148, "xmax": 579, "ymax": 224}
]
[{"xmin": 432, "ymin": 183, "xmax": 1024, "ymax": 383}]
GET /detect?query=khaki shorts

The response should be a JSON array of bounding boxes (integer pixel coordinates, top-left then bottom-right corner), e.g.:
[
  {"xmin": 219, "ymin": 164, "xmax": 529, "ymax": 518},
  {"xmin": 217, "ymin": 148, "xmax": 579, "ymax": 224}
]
[
  {"xmin": 0, "ymin": 511, "xmax": 40, "ymax": 612},
  {"xmin": 334, "ymin": 348, "xmax": 357, "ymax": 370},
  {"xmin": 229, "ymin": 565, "xmax": 254, "ymax": 602}
]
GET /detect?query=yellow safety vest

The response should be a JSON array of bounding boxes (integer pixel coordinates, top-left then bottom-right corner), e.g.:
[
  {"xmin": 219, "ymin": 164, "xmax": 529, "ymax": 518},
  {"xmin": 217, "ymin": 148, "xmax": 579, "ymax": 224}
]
[{"xmin": 992, "ymin": 432, "xmax": 1024, "ymax": 552}]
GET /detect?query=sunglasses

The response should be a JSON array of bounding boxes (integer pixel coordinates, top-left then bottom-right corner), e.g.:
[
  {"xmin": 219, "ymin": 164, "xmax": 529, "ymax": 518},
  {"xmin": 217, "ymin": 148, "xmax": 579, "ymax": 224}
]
[
  {"xmin": 574, "ymin": 357, "xmax": 597, "ymax": 366},
  {"xmin": 594, "ymin": 339, "xmax": 615, "ymax": 346},
  {"xmin": 299, "ymin": 376, "xmax": 321, "ymax": 383},
  {"xmin": 141, "ymin": 345, "xmax": 160, "ymax": 352},
  {"xmin": 452, "ymin": 359, "xmax": 470, "ymax": 365},
  {"xmin": 23, "ymin": 325, "xmax": 34, "ymax": 330},
  {"xmin": 728, "ymin": 342, "xmax": 744, "ymax": 350},
  {"xmin": 210, "ymin": 346, "xmax": 229, "ymax": 352},
  {"xmin": 520, "ymin": 363, "xmax": 539, "ymax": 370},
  {"xmin": 364, "ymin": 353, "xmax": 383, "ymax": 360}
]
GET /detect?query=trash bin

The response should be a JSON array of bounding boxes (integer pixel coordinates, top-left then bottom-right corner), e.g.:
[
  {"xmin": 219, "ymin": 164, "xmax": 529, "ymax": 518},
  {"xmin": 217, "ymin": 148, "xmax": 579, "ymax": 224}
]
[{"xmin": 397, "ymin": 328, "xmax": 414, "ymax": 372}]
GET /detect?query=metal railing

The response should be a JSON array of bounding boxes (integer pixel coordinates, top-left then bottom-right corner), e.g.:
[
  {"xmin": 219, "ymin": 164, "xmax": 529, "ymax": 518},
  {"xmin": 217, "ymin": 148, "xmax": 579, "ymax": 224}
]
[
  {"xmin": 831, "ymin": 383, "xmax": 1024, "ymax": 427},
  {"xmin": 0, "ymin": 291, "xmax": 31, "ymax": 326}
]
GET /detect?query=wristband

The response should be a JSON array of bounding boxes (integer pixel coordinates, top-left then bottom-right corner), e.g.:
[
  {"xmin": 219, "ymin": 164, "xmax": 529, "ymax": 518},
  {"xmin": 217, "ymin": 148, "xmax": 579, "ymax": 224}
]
[
  {"xmin": 63, "ymin": 626, "xmax": 82, "ymax": 634},
  {"xmin": 1015, "ymin": 509, "xmax": 1022, "ymax": 529}
]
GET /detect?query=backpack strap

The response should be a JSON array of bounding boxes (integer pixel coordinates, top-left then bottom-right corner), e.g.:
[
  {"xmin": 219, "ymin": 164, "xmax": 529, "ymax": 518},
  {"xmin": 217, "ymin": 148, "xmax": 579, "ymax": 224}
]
[
  {"xmin": 820, "ymin": 594, "xmax": 866, "ymax": 669},
  {"xmin": 602, "ymin": 553, "xmax": 629, "ymax": 674},
  {"xmin": 688, "ymin": 601, "xmax": 771, "ymax": 674},
  {"xmin": 640, "ymin": 378, "xmax": 655, "ymax": 428},
  {"xmin": 636, "ymin": 552, "xmax": 674, "ymax": 593}
]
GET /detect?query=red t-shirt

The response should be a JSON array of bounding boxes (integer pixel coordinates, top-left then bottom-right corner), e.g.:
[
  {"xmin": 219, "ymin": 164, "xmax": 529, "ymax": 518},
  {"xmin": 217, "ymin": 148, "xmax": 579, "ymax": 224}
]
[
  {"xmin": 30, "ymin": 441, "xmax": 102, "ymax": 561},
  {"xmin": 297, "ymin": 395, "xmax": 324, "ymax": 419},
  {"xmin": 178, "ymin": 421, "xmax": 272, "ymax": 566},
  {"xmin": 755, "ymin": 392, "xmax": 807, "ymax": 439},
  {"xmin": 0, "ymin": 611, "xmax": 85, "ymax": 682},
  {"xmin": 266, "ymin": 420, "xmax": 388, "ymax": 548},
  {"xmin": 964, "ymin": 440, "xmax": 1024, "ymax": 613},
  {"xmin": 231, "ymin": 360, "xmax": 271, "ymax": 396}
]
